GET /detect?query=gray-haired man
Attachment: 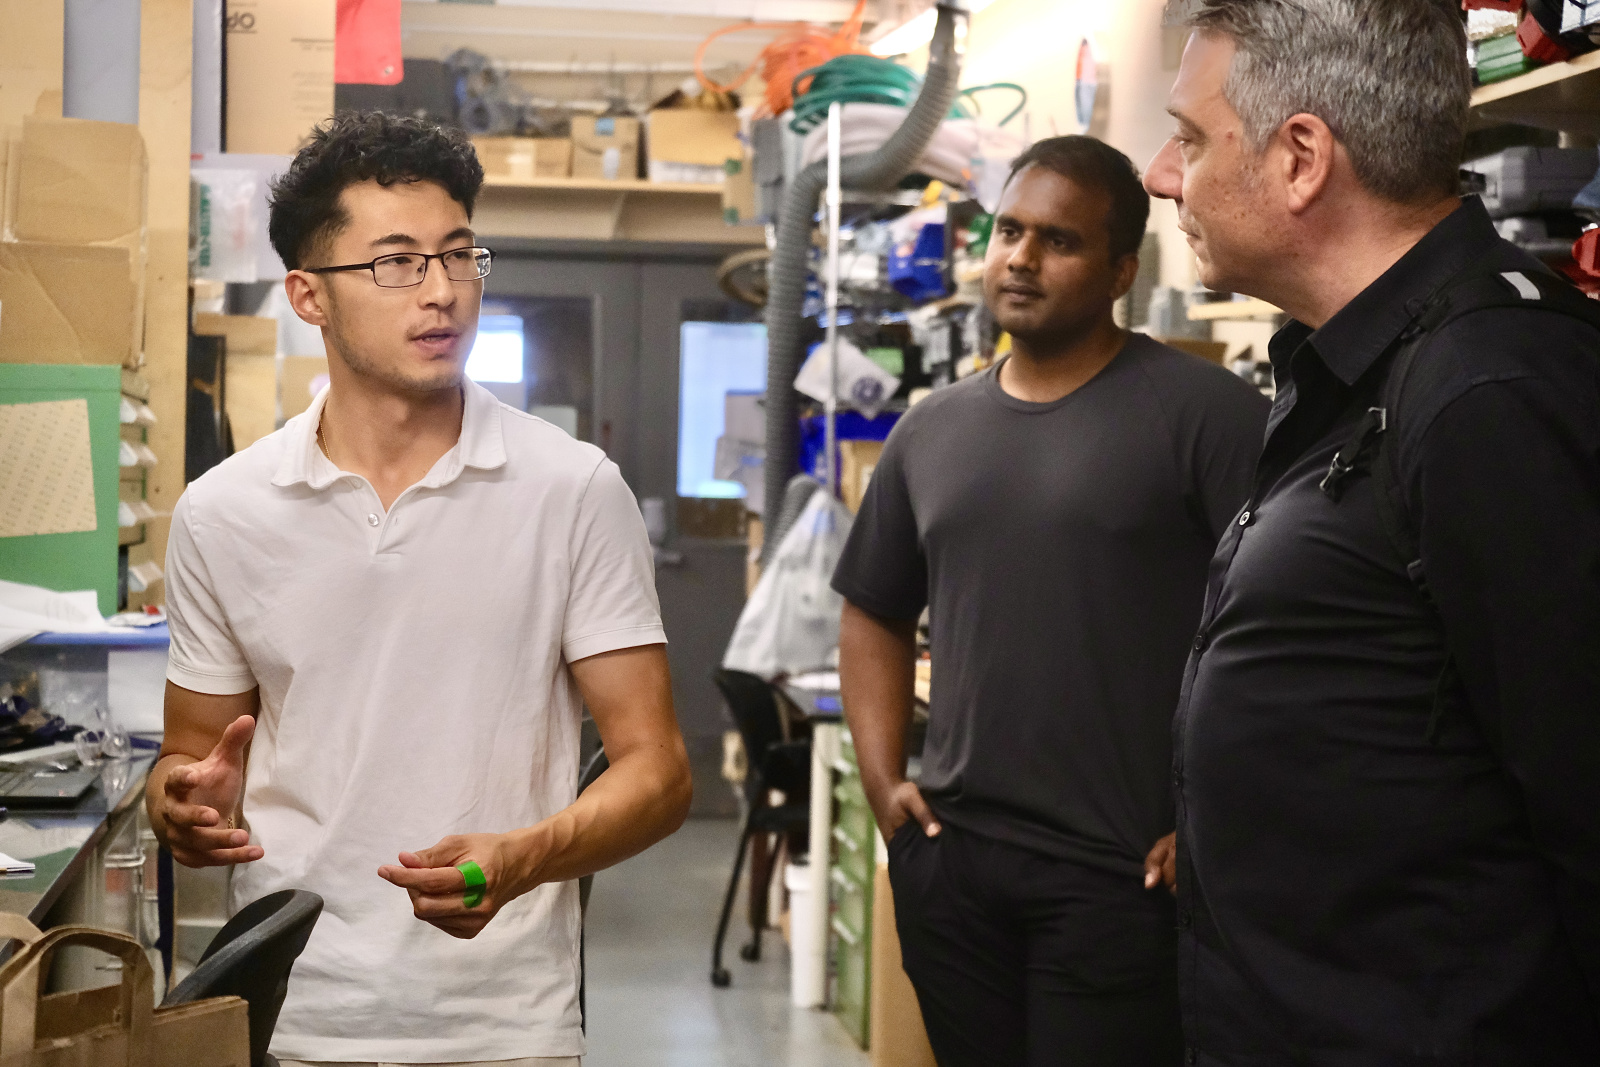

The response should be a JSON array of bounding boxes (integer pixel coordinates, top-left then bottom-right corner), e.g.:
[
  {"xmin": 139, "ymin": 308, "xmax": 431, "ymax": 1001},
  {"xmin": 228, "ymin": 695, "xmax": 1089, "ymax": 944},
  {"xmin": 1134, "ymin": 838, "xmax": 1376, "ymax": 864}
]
[{"xmin": 1145, "ymin": 1, "xmax": 1600, "ymax": 1063}]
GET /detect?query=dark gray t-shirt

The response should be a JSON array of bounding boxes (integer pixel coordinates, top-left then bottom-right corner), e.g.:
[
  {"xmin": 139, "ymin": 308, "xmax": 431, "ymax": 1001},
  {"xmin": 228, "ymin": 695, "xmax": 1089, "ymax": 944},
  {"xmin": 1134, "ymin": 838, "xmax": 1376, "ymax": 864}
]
[{"xmin": 832, "ymin": 334, "xmax": 1270, "ymax": 875}]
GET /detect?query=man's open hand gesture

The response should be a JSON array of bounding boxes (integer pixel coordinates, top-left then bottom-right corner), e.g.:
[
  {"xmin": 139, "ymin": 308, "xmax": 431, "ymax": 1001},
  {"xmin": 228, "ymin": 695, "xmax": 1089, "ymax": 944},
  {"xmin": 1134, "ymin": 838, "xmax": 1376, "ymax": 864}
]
[{"xmin": 157, "ymin": 714, "xmax": 262, "ymax": 868}]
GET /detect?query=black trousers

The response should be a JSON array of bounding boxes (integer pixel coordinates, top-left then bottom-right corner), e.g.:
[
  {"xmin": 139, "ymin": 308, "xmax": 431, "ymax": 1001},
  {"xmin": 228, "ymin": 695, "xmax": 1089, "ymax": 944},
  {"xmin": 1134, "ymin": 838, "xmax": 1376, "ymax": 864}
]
[{"xmin": 887, "ymin": 821, "xmax": 1183, "ymax": 1067}]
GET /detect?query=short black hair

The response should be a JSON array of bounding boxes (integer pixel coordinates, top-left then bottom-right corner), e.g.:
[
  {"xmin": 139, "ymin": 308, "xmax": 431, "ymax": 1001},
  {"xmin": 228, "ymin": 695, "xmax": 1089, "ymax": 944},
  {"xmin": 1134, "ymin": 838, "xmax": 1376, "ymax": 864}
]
[
  {"xmin": 1002, "ymin": 136, "xmax": 1150, "ymax": 262},
  {"xmin": 268, "ymin": 111, "xmax": 485, "ymax": 271}
]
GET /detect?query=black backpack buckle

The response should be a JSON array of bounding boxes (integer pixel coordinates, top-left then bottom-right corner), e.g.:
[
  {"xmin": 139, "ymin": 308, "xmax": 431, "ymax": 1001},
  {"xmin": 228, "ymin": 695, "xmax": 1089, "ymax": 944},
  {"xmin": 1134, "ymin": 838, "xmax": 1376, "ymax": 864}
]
[{"xmin": 1320, "ymin": 406, "xmax": 1388, "ymax": 501}]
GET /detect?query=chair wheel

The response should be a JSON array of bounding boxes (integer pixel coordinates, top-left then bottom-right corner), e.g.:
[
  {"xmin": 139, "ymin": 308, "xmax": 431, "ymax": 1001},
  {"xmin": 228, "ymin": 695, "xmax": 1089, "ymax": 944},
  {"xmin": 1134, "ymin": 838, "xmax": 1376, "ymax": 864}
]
[
  {"xmin": 711, "ymin": 968, "xmax": 732, "ymax": 988},
  {"xmin": 739, "ymin": 942, "xmax": 761, "ymax": 962}
]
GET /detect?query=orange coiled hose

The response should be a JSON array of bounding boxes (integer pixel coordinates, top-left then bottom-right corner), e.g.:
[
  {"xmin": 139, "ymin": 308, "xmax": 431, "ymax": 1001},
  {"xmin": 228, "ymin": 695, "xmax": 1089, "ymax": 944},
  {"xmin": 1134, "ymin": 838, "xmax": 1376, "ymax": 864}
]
[{"xmin": 694, "ymin": 0, "xmax": 871, "ymax": 118}]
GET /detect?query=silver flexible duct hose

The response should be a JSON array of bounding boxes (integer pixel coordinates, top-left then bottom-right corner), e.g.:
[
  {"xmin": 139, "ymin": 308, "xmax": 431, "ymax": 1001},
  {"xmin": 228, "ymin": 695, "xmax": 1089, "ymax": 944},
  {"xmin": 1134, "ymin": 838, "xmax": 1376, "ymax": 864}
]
[{"xmin": 760, "ymin": 3, "xmax": 969, "ymax": 561}]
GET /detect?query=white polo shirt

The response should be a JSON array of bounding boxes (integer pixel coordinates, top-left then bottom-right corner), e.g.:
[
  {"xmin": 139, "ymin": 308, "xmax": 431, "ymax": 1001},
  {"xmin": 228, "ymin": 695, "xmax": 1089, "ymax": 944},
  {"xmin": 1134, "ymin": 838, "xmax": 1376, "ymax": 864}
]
[{"xmin": 164, "ymin": 380, "xmax": 665, "ymax": 1063}]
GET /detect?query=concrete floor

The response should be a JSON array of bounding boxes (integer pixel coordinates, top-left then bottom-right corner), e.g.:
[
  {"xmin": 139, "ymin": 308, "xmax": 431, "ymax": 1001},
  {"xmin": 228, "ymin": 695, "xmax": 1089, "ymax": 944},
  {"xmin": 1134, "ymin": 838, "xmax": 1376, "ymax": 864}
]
[{"xmin": 583, "ymin": 817, "xmax": 870, "ymax": 1067}]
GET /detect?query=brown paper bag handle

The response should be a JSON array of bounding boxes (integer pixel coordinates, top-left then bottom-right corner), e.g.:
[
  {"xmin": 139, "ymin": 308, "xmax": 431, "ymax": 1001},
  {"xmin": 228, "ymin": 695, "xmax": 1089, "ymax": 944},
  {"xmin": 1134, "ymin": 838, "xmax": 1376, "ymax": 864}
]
[
  {"xmin": 0, "ymin": 916, "xmax": 41, "ymax": 950},
  {"xmin": 0, "ymin": 925, "xmax": 153, "ymax": 1067}
]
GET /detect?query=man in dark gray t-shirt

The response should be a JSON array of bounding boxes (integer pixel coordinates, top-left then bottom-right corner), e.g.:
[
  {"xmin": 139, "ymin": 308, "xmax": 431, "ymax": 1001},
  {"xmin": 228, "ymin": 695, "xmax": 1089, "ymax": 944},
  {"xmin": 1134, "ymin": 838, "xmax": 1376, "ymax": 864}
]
[{"xmin": 834, "ymin": 137, "xmax": 1267, "ymax": 1067}]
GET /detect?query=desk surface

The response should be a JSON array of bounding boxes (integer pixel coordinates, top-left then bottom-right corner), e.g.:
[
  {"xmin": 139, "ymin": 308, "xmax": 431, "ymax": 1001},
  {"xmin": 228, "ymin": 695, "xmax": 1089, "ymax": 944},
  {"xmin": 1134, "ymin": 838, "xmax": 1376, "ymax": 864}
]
[
  {"xmin": 24, "ymin": 624, "xmax": 169, "ymax": 649},
  {"xmin": 780, "ymin": 682, "xmax": 844, "ymax": 722},
  {"xmin": 0, "ymin": 757, "xmax": 153, "ymax": 924},
  {"xmin": 779, "ymin": 672, "xmax": 930, "ymax": 724}
]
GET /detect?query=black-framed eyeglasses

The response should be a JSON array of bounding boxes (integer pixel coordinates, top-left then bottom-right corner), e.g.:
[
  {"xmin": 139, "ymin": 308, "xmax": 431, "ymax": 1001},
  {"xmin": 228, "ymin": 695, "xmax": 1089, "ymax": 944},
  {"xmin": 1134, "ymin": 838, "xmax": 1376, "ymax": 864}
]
[{"xmin": 305, "ymin": 246, "xmax": 495, "ymax": 288}]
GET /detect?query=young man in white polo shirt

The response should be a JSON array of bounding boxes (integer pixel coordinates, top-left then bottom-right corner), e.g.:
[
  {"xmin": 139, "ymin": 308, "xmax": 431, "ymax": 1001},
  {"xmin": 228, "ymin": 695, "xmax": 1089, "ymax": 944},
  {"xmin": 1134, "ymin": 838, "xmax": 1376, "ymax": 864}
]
[{"xmin": 145, "ymin": 112, "xmax": 691, "ymax": 1065}]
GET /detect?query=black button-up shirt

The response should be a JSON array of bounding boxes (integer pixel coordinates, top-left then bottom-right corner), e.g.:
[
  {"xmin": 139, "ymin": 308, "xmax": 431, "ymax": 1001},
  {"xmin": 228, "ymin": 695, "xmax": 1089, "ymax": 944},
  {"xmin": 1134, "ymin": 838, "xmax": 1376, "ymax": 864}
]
[{"xmin": 1175, "ymin": 198, "xmax": 1600, "ymax": 1065}]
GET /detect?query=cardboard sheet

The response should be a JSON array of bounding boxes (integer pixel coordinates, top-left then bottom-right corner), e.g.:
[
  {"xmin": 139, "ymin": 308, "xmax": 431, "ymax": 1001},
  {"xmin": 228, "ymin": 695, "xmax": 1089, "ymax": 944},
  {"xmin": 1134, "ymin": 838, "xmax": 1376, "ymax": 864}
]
[
  {"xmin": 225, "ymin": 0, "xmax": 336, "ymax": 155},
  {"xmin": 225, "ymin": 353, "xmax": 278, "ymax": 450},
  {"xmin": 0, "ymin": 398, "xmax": 97, "ymax": 538},
  {"xmin": 13, "ymin": 118, "xmax": 147, "ymax": 246},
  {"xmin": 0, "ymin": 0, "xmax": 65, "ymax": 128},
  {"xmin": 0, "ymin": 242, "xmax": 137, "ymax": 365},
  {"xmin": 9, "ymin": 119, "xmax": 148, "ymax": 362}
]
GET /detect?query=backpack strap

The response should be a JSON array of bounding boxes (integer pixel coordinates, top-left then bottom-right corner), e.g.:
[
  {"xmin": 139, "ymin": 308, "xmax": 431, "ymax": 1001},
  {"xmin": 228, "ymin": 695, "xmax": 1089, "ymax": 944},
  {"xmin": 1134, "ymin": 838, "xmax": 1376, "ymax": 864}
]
[{"xmin": 1329, "ymin": 267, "xmax": 1600, "ymax": 742}]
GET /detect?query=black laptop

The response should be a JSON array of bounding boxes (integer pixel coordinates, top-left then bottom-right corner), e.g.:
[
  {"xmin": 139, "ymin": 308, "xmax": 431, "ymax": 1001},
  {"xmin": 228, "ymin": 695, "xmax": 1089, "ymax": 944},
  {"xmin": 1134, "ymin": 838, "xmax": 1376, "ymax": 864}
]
[{"xmin": 0, "ymin": 763, "xmax": 99, "ymax": 806}]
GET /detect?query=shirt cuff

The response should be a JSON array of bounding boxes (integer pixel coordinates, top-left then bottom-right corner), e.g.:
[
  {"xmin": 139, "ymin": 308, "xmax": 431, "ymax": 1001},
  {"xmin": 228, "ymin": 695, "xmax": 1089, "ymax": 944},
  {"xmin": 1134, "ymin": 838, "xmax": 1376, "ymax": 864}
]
[
  {"xmin": 564, "ymin": 623, "xmax": 667, "ymax": 665},
  {"xmin": 167, "ymin": 658, "xmax": 257, "ymax": 696}
]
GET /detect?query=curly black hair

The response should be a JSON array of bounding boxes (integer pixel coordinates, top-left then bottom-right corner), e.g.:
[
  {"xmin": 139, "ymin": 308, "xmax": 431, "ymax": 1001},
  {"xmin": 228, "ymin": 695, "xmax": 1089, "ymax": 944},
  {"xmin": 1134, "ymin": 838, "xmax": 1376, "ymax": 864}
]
[
  {"xmin": 268, "ymin": 111, "xmax": 484, "ymax": 271},
  {"xmin": 1003, "ymin": 136, "xmax": 1150, "ymax": 263}
]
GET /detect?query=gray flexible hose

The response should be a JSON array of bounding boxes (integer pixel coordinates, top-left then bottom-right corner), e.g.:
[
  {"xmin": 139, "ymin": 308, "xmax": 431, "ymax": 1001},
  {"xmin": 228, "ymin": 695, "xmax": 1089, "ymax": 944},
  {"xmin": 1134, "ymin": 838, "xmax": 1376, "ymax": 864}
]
[{"xmin": 760, "ymin": 4, "xmax": 969, "ymax": 561}]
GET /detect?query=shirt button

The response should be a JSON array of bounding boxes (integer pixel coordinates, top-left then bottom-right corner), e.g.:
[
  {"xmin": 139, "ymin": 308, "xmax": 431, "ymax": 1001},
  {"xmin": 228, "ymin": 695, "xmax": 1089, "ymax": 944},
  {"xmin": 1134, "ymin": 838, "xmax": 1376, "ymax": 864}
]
[
  {"xmin": 1238, "ymin": 509, "xmax": 1253, "ymax": 526},
  {"xmin": 1193, "ymin": 632, "xmax": 1209, "ymax": 652},
  {"xmin": 1179, "ymin": 910, "xmax": 1194, "ymax": 929},
  {"xmin": 1186, "ymin": 1049, "xmax": 1198, "ymax": 1065},
  {"xmin": 367, "ymin": 513, "xmax": 380, "ymax": 527}
]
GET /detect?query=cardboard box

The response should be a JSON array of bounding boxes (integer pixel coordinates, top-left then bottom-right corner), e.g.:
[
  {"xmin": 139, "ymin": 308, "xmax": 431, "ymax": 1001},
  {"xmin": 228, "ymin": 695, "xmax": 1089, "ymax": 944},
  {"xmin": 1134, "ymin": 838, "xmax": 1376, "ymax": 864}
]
[
  {"xmin": 280, "ymin": 355, "xmax": 329, "ymax": 421},
  {"xmin": 0, "ymin": 0, "xmax": 64, "ymax": 128},
  {"xmin": 840, "ymin": 439, "xmax": 884, "ymax": 514},
  {"xmin": 11, "ymin": 118, "xmax": 149, "ymax": 358},
  {"xmin": 225, "ymin": 0, "xmax": 336, "ymax": 155},
  {"xmin": 646, "ymin": 109, "xmax": 739, "ymax": 185},
  {"xmin": 0, "ymin": 242, "xmax": 137, "ymax": 365},
  {"xmin": 571, "ymin": 115, "xmax": 640, "ymax": 181},
  {"xmin": 225, "ymin": 353, "xmax": 277, "ymax": 451},
  {"xmin": 193, "ymin": 313, "xmax": 277, "ymax": 357},
  {"xmin": 471, "ymin": 137, "xmax": 573, "ymax": 182},
  {"xmin": 869, "ymin": 863, "xmax": 938, "ymax": 1067},
  {"xmin": 1160, "ymin": 337, "xmax": 1229, "ymax": 365}
]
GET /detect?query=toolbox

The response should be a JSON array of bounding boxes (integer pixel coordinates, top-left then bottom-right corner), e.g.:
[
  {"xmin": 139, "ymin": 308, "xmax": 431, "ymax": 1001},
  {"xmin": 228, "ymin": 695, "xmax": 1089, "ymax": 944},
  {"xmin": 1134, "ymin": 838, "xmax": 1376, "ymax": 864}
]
[{"xmin": 1464, "ymin": 147, "xmax": 1599, "ymax": 217}]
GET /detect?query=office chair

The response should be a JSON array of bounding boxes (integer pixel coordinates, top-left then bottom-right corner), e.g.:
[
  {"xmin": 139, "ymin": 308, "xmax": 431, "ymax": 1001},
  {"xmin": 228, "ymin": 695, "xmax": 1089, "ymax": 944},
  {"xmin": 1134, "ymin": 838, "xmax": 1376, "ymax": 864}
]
[
  {"xmin": 162, "ymin": 889, "xmax": 323, "ymax": 1067},
  {"xmin": 710, "ymin": 668, "xmax": 812, "ymax": 988}
]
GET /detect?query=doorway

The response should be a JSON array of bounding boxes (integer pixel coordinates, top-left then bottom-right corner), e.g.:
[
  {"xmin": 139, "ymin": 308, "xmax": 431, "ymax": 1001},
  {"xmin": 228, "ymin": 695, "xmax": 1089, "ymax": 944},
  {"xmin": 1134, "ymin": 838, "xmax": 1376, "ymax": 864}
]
[{"xmin": 484, "ymin": 243, "xmax": 758, "ymax": 816}]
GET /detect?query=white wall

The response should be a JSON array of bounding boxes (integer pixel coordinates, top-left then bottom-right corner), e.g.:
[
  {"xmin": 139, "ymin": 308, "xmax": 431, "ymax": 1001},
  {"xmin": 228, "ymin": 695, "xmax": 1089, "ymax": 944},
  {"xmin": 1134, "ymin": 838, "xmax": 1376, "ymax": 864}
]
[{"xmin": 960, "ymin": 0, "xmax": 1196, "ymax": 292}]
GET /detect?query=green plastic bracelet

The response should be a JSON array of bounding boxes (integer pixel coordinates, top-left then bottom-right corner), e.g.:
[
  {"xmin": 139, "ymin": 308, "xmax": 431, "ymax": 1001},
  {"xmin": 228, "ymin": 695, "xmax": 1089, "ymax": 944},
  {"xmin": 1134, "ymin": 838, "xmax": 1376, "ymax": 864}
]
[{"xmin": 458, "ymin": 861, "xmax": 487, "ymax": 908}]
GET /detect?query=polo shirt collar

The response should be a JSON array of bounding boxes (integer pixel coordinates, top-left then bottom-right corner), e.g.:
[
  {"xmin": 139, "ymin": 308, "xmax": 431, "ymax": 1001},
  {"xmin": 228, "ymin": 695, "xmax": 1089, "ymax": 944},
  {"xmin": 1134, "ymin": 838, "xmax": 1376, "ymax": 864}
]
[
  {"xmin": 1268, "ymin": 196, "xmax": 1503, "ymax": 386},
  {"xmin": 272, "ymin": 378, "xmax": 507, "ymax": 490}
]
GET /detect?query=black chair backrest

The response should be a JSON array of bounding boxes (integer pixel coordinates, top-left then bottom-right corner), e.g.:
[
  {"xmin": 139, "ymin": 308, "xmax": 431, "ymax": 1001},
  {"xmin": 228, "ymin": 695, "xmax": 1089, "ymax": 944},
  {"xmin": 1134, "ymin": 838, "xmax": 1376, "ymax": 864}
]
[
  {"xmin": 713, "ymin": 668, "xmax": 791, "ymax": 793},
  {"xmin": 163, "ymin": 889, "xmax": 323, "ymax": 1067},
  {"xmin": 579, "ymin": 746, "xmax": 610, "ymax": 795}
]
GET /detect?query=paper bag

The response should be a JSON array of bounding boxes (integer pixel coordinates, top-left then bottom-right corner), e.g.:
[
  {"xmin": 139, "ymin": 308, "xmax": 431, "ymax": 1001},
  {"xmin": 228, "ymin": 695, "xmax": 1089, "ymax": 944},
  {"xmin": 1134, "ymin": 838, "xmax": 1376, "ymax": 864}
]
[{"xmin": 0, "ymin": 923, "xmax": 249, "ymax": 1067}]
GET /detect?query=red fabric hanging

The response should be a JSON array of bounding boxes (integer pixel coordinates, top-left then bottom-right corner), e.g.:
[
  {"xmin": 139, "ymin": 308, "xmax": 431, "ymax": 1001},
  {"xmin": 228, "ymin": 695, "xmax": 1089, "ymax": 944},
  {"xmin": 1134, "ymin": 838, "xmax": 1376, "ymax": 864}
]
[{"xmin": 335, "ymin": 0, "xmax": 403, "ymax": 85}]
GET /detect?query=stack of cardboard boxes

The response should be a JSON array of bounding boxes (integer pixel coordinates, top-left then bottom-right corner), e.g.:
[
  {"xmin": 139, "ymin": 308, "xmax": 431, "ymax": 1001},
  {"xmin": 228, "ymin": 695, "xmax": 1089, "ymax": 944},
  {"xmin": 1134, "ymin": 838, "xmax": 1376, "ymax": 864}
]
[
  {"xmin": 0, "ymin": 118, "xmax": 149, "ymax": 369},
  {"xmin": 0, "ymin": 108, "xmax": 160, "ymax": 608},
  {"xmin": 470, "ymin": 106, "xmax": 746, "ymax": 192}
]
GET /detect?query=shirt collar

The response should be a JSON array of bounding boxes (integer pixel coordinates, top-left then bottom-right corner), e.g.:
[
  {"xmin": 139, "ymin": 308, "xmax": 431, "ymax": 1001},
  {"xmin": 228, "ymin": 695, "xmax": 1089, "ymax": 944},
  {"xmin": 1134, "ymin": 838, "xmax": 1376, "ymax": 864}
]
[
  {"xmin": 1268, "ymin": 196, "xmax": 1503, "ymax": 387},
  {"xmin": 272, "ymin": 378, "xmax": 508, "ymax": 490}
]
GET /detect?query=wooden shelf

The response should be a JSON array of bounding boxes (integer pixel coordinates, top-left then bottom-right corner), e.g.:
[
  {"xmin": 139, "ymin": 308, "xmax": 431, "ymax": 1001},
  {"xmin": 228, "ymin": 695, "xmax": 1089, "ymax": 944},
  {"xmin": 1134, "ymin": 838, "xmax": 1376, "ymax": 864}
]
[
  {"xmin": 1187, "ymin": 298, "xmax": 1282, "ymax": 321},
  {"xmin": 475, "ymin": 176, "xmax": 762, "ymax": 245},
  {"xmin": 483, "ymin": 176, "xmax": 724, "ymax": 196},
  {"xmin": 1471, "ymin": 49, "xmax": 1600, "ymax": 134}
]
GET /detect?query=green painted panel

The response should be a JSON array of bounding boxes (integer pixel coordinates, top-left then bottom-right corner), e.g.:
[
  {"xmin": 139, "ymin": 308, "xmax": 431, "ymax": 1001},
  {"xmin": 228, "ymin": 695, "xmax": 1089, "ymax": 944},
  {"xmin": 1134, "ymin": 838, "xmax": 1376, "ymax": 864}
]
[{"xmin": 0, "ymin": 364, "xmax": 123, "ymax": 615}]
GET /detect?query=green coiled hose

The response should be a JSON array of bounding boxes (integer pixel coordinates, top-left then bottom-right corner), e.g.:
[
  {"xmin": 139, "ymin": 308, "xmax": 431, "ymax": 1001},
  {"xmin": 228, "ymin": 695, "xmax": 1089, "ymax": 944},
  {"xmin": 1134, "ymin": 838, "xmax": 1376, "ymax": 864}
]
[{"xmin": 790, "ymin": 55, "xmax": 1027, "ymax": 133}]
